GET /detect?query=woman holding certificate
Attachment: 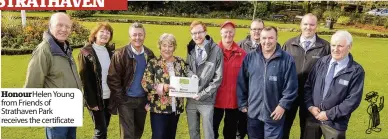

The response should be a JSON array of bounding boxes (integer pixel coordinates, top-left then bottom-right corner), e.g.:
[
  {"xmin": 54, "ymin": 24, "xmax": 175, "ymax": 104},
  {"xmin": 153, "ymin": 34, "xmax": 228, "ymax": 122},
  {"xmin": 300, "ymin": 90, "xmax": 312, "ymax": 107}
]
[{"xmin": 142, "ymin": 33, "xmax": 188, "ymax": 139}]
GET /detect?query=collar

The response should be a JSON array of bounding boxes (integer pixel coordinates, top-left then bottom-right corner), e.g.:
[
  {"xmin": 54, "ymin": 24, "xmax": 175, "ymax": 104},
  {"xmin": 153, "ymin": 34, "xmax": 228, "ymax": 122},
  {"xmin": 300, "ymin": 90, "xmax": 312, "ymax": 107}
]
[
  {"xmin": 197, "ymin": 39, "xmax": 208, "ymax": 48},
  {"xmin": 131, "ymin": 45, "xmax": 144, "ymax": 55},
  {"xmin": 43, "ymin": 31, "xmax": 70, "ymax": 57},
  {"xmin": 195, "ymin": 39, "xmax": 208, "ymax": 51},
  {"xmin": 300, "ymin": 35, "xmax": 316, "ymax": 44},
  {"xmin": 256, "ymin": 43, "xmax": 283, "ymax": 60},
  {"xmin": 218, "ymin": 41, "xmax": 239, "ymax": 52},
  {"xmin": 92, "ymin": 43, "xmax": 107, "ymax": 50},
  {"xmin": 329, "ymin": 55, "xmax": 349, "ymax": 67}
]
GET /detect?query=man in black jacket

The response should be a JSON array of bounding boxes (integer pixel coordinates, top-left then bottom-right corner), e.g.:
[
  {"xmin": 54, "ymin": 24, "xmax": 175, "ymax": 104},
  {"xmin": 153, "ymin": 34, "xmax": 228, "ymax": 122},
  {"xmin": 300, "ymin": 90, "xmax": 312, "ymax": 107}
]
[{"xmin": 282, "ymin": 13, "xmax": 331, "ymax": 139}]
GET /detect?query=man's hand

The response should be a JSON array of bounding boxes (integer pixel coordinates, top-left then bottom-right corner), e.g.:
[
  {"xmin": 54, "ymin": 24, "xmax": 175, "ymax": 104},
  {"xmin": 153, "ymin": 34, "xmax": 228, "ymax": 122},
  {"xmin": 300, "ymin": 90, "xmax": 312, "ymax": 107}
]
[
  {"xmin": 90, "ymin": 106, "xmax": 99, "ymax": 111},
  {"xmin": 308, "ymin": 106, "xmax": 321, "ymax": 116},
  {"xmin": 270, "ymin": 105, "xmax": 285, "ymax": 120},
  {"xmin": 315, "ymin": 111, "xmax": 328, "ymax": 121},
  {"xmin": 241, "ymin": 107, "xmax": 248, "ymax": 113},
  {"xmin": 192, "ymin": 94, "xmax": 200, "ymax": 100}
]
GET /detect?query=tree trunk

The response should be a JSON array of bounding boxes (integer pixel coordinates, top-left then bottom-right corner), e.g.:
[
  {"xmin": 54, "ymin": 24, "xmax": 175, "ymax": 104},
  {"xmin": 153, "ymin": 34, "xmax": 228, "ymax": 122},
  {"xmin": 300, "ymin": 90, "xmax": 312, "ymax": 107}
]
[{"xmin": 252, "ymin": 1, "xmax": 257, "ymax": 20}]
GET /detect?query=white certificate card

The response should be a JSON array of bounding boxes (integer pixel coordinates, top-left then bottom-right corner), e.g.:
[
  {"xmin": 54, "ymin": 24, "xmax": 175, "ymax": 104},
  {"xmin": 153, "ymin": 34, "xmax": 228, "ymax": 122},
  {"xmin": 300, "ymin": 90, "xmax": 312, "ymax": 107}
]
[{"xmin": 169, "ymin": 76, "xmax": 199, "ymax": 97}]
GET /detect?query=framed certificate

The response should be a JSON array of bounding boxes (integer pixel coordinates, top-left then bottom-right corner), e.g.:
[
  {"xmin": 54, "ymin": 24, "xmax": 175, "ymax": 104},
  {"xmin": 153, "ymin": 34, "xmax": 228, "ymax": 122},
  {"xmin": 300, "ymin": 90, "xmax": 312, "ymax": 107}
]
[{"xmin": 169, "ymin": 76, "xmax": 199, "ymax": 97}]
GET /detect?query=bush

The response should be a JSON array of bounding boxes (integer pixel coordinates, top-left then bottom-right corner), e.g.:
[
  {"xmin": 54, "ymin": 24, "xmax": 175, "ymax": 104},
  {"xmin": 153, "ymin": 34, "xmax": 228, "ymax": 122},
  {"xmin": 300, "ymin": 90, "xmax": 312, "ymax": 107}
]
[
  {"xmin": 312, "ymin": 8, "xmax": 324, "ymax": 21},
  {"xmin": 323, "ymin": 9, "xmax": 341, "ymax": 21},
  {"xmin": 1, "ymin": 17, "xmax": 89, "ymax": 52},
  {"xmin": 68, "ymin": 10, "xmax": 96, "ymax": 18},
  {"xmin": 385, "ymin": 21, "xmax": 388, "ymax": 29},
  {"xmin": 98, "ymin": 10, "xmax": 121, "ymax": 14},
  {"xmin": 372, "ymin": 16, "xmax": 385, "ymax": 26},
  {"xmin": 336, "ymin": 16, "xmax": 352, "ymax": 25}
]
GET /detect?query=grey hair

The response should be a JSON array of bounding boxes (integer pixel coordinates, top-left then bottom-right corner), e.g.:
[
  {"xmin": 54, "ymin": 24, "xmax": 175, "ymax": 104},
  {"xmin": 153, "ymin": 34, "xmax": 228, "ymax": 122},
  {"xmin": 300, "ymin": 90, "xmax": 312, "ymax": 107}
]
[
  {"xmin": 158, "ymin": 33, "xmax": 177, "ymax": 51},
  {"xmin": 129, "ymin": 22, "xmax": 146, "ymax": 35},
  {"xmin": 331, "ymin": 30, "xmax": 353, "ymax": 46},
  {"xmin": 252, "ymin": 18, "xmax": 265, "ymax": 26},
  {"xmin": 49, "ymin": 12, "xmax": 71, "ymax": 28}
]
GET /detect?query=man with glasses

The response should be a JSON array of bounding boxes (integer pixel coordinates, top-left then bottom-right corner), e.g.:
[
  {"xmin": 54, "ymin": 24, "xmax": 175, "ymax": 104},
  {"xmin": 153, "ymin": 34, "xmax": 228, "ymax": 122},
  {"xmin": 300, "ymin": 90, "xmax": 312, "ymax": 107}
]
[
  {"xmin": 236, "ymin": 18, "xmax": 264, "ymax": 139},
  {"xmin": 107, "ymin": 22, "xmax": 155, "ymax": 139},
  {"xmin": 238, "ymin": 19, "xmax": 264, "ymax": 53},
  {"xmin": 186, "ymin": 20, "xmax": 223, "ymax": 139},
  {"xmin": 282, "ymin": 13, "xmax": 331, "ymax": 139},
  {"xmin": 213, "ymin": 21, "xmax": 246, "ymax": 139}
]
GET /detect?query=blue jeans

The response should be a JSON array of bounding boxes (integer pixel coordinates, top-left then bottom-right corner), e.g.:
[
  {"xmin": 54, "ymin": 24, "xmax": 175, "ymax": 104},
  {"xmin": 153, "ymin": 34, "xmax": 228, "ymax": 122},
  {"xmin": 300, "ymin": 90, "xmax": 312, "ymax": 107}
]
[
  {"xmin": 150, "ymin": 112, "xmax": 180, "ymax": 139},
  {"xmin": 247, "ymin": 117, "xmax": 285, "ymax": 139},
  {"xmin": 46, "ymin": 127, "xmax": 76, "ymax": 139}
]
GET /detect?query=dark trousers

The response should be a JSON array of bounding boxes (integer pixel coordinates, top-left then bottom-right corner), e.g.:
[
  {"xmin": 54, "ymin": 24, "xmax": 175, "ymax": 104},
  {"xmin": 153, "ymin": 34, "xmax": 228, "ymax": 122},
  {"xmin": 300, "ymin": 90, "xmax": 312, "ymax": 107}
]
[
  {"xmin": 247, "ymin": 117, "xmax": 285, "ymax": 139},
  {"xmin": 213, "ymin": 108, "xmax": 238, "ymax": 139},
  {"xmin": 304, "ymin": 118, "xmax": 346, "ymax": 139},
  {"xmin": 283, "ymin": 95, "xmax": 308, "ymax": 139},
  {"xmin": 150, "ymin": 112, "xmax": 180, "ymax": 139},
  {"xmin": 89, "ymin": 99, "xmax": 112, "ymax": 139},
  {"xmin": 118, "ymin": 96, "xmax": 147, "ymax": 139},
  {"xmin": 46, "ymin": 127, "xmax": 76, "ymax": 139},
  {"xmin": 236, "ymin": 111, "xmax": 248, "ymax": 139}
]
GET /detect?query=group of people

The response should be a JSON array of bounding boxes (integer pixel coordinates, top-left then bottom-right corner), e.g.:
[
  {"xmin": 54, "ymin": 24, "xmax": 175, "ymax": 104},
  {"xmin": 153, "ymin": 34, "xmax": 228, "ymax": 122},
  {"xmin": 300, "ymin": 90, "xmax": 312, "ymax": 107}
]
[{"xmin": 24, "ymin": 12, "xmax": 365, "ymax": 139}]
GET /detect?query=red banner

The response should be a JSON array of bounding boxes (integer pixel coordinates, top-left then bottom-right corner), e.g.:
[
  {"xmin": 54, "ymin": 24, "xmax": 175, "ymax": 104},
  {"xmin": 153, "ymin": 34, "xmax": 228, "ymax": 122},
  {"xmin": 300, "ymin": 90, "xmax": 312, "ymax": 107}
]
[{"xmin": 0, "ymin": 0, "xmax": 127, "ymax": 10}]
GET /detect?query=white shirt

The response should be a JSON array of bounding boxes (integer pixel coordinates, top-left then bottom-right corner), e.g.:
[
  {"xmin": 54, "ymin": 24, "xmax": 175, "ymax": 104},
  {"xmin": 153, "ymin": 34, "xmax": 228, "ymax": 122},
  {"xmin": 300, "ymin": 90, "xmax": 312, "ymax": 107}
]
[
  {"xmin": 251, "ymin": 40, "xmax": 259, "ymax": 48},
  {"xmin": 92, "ymin": 43, "xmax": 111, "ymax": 99},
  {"xmin": 195, "ymin": 40, "xmax": 208, "ymax": 61},
  {"xmin": 131, "ymin": 45, "xmax": 144, "ymax": 55},
  {"xmin": 327, "ymin": 55, "xmax": 349, "ymax": 78},
  {"xmin": 166, "ymin": 62, "xmax": 176, "ymax": 112},
  {"xmin": 300, "ymin": 35, "xmax": 316, "ymax": 51}
]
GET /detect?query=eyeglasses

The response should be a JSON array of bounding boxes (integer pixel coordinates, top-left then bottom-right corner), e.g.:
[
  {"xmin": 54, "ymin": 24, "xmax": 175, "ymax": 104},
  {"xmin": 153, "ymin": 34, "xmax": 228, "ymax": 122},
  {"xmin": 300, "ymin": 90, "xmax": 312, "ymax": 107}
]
[
  {"xmin": 191, "ymin": 31, "xmax": 205, "ymax": 36},
  {"xmin": 250, "ymin": 28, "xmax": 263, "ymax": 32}
]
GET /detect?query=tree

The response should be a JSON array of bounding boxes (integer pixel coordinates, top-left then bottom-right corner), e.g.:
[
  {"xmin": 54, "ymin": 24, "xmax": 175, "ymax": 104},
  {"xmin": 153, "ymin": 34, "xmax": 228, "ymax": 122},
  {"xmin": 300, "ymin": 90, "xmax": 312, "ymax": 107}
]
[{"xmin": 251, "ymin": 1, "xmax": 258, "ymax": 20}]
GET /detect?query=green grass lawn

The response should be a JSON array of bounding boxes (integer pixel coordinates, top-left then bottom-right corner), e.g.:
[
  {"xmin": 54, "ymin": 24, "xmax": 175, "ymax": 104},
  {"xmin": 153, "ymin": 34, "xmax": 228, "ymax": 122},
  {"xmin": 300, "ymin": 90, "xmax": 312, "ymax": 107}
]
[{"xmin": 2, "ymin": 21, "xmax": 388, "ymax": 139}]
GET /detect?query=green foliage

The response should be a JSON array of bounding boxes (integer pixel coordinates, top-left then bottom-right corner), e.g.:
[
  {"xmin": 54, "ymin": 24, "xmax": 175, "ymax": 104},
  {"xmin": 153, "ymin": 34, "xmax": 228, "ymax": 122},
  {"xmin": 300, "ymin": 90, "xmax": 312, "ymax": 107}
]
[
  {"xmin": 372, "ymin": 16, "xmax": 386, "ymax": 26},
  {"xmin": 323, "ymin": 9, "xmax": 341, "ymax": 21},
  {"xmin": 98, "ymin": 10, "xmax": 121, "ymax": 14},
  {"xmin": 68, "ymin": 10, "xmax": 96, "ymax": 18},
  {"xmin": 312, "ymin": 8, "xmax": 324, "ymax": 21},
  {"xmin": 385, "ymin": 21, "xmax": 388, "ymax": 29},
  {"xmin": 336, "ymin": 16, "xmax": 352, "ymax": 25},
  {"xmin": 1, "ymin": 16, "xmax": 89, "ymax": 52}
]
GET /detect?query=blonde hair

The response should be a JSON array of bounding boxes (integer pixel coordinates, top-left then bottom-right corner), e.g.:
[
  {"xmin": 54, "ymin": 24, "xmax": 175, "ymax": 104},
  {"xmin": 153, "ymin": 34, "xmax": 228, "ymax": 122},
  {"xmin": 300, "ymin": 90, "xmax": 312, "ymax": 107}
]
[{"xmin": 158, "ymin": 33, "xmax": 177, "ymax": 51}]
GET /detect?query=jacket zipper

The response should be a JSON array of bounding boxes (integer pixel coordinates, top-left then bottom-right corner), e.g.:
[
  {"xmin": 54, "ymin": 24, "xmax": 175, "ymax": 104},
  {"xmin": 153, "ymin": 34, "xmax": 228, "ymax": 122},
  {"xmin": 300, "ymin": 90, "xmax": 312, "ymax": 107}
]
[
  {"xmin": 302, "ymin": 49, "xmax": 307, "ymax": 72},
  {"xmin": 262, "ymin": 59, "xmax": 268, "ymax": 120}
]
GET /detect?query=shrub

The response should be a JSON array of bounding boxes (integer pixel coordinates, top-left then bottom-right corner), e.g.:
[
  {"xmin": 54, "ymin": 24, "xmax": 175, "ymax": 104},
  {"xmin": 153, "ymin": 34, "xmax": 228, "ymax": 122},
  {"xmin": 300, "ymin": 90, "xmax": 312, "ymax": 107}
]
[
  {"xmin": 385, "ymin": 20, "xmax": 388, "ymax": 29},
  {"xmin": 98, "ymin": 10, "xmax": 121, "ymax": 14},
  {"xmin": 312, "ymin": 8, "xmax": 324, "ymax": 21},
  {"xmin": 336, "ymin": 16, "xmax": 352, "ymax": 25},
  {"xmin": 67, "ymin": 10, "xmax": 96, "ymax": 18},
  {"xmin": 323, "ymin": 9, "xmax": 341, "ymax": 21},
  {"xmin": 1, "ymin": 18, "xmax": 89, "ymax": 52},
  {"xmin": 372, "ymin": 16, "xmax": 385, "ymax": 26}
]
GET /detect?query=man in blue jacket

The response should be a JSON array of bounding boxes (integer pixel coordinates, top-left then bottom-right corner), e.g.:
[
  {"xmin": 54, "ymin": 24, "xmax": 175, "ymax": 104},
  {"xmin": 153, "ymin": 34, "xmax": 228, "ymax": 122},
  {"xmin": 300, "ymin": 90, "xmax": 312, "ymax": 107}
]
[
  {"xmin": 304, "ymin": 30, "xmax": 365, "ymax": 139},
  {"xmin": 237, "ymin": 26, "xmax": 298, "ymax": 139}
]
